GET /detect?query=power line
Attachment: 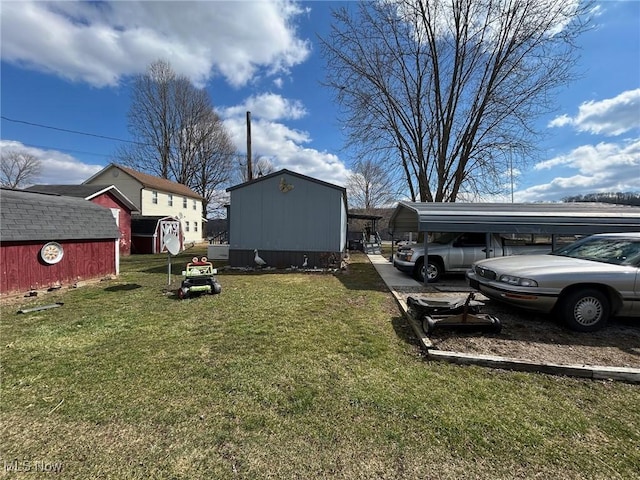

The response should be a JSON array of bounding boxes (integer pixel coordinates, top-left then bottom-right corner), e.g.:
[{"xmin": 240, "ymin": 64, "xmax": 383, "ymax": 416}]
[
  {"xmin": 1, "ymin": 115, "xmax": 143, "ymax": 145},
  {"xmin": 2, "ymin": 115, "xmax": 247, "ymax": 159},
  {"xmin": 16, "ymin": 142, "xmax": 114, "ymax": 159}
]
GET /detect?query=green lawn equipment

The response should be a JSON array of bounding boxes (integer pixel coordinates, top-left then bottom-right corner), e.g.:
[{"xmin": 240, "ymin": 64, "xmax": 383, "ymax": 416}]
[{"xmin": 177, "ymin": 257, "xmax": 222, "ymax": 299}]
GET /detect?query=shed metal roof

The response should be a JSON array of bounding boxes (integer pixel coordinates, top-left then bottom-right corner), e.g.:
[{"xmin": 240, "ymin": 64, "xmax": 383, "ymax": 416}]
[
  {"xmin": 0, "ymin": 188, "xmax": 120, "ymax": 242},
  {"xmin": 389, "ymin": 201, "xmax": 640, "ymax": 235}
]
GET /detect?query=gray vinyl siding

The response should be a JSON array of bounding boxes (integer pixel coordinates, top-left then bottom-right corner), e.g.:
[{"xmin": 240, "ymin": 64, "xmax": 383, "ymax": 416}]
[{"xmin": 229, "ymin": 173, "xmax": 345, "ymax": 252}]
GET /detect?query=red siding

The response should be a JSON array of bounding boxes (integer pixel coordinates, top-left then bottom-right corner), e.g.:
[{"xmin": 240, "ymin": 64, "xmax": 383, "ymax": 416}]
[
  {"xmin": 0, "ymin": 240, "xmax": 116, "ymax": 296},
  {"xmin": 90, "ymin": 193, "xmax": 133, "ymax": 256}
]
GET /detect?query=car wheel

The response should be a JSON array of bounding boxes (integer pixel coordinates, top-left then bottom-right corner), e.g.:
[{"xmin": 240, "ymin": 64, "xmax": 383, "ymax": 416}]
[
  {"xmin": 178, "ymin": 287, "xmax": 189, "ymax": 300},
  {"xmin": 416, "ymin": 258, "xmax": 442, "ymax": 283},
  {"xmin": 560, "ymin": 289, "xmax": 609, "ymax": 332},
  {"xmin": 421, "ymin": 258, "xmax": 444, "ymax": 283}
]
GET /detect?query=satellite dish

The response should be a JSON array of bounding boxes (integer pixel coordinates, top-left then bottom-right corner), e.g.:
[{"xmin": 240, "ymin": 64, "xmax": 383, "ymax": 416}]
[{"xmin": 164, "ymin": 235, "xmax": 181, "ymax": 255}]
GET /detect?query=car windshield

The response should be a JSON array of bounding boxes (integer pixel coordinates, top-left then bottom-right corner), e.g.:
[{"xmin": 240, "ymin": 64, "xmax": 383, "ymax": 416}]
[{"xmin": 552, "ymin": 236, "xmax": 640, "ymax": 266}]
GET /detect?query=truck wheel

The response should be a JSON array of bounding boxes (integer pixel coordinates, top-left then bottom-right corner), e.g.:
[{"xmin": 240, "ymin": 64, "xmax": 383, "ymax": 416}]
[
  {"xmin": 415, "ymin": 258, "xmax": 442, "ymax": 283},
  {"xmin": 178, "ymin": 287, "xmax": 189, "ymax": 300},
  {"xmin": 560, "ymin": 289, "xmax": 609, "ymax": 332}
]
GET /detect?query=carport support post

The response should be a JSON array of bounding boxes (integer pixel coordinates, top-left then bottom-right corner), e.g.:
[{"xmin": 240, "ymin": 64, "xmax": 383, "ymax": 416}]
[
  {"xmin": 423, "ymin": 230, "xmax": 429, "ymax": 286},
  {"xmin": 486, "ymin": 232, "xmax": 491, "ymax": 258}
]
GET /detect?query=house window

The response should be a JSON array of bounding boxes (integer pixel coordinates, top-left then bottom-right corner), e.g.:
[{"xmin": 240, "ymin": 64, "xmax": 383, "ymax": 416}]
[
  {"xmin": 194, "ymin": 222, "xmax": 198, "ymax": 232},
  {"xmin": 152, "ymin": 191, "xmax": 158, "ymax": 204},
  {"xmin": 192, "ymin": 199, "xmax": 197, "ymax": 210},
  {"xmin": 183, "ymin": 197, "xmax": 187, "ymax": 208},
  {"xmin": 168, "ymin": 194, "xmax": 173, "ymax": 206},
  {"xmin": 185, "ymin": 221, "xmax": 190, "ymax": 232}
]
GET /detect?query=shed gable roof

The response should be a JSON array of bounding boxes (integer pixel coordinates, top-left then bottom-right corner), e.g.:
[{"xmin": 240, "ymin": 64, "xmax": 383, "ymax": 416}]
[
  {"xmin": 0, "ymin": 188, "xmax": 120, "ymax": 242},
  {"xmin": 226, "ymin": 169, "xmax": 347, "ymax": 209},
  {"xmin": 84, "ymin": 163, "xmax": 203, "ymax": 200},
  {"xmin": 227, "ymin": 169, "xmax": 346, "ymax": 195}
]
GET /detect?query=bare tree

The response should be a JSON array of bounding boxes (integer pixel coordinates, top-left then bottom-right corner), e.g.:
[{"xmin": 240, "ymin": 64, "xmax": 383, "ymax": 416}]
[
  {"xmin": 0, "ymin": 150, "xmax": 41, "ymax": 188},
  {"xmin": 118, "ymin": 60, "xmax": 237, "ymax": 216},
  {"xmin": 236, "ymin": 154, "xmax": 276, "ymax": 183},
  {"xmin": 347, "ymin": 158, "xmax": 398, "ymax": 209},
  {"xmin": 321, "ymin": 0, "xmax": 593, "ymax": 202}
]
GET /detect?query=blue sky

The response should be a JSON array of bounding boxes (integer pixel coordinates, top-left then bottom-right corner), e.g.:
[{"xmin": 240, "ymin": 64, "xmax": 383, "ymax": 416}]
[{"xmin": 1, "ymin": 0, "xmax": 639, "ymax": 203}]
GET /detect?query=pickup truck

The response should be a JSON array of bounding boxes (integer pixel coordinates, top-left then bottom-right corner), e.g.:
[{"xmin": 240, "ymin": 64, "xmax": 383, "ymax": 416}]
[{"xmin": 393, "ymin": 232, "xmax": 555, "ymax": 282}]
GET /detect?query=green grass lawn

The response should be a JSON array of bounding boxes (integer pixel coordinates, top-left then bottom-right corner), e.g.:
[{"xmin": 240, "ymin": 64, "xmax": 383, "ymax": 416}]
[{"xmin": 1, "ymin": 248, "xmax": 639, "ymax": 479}]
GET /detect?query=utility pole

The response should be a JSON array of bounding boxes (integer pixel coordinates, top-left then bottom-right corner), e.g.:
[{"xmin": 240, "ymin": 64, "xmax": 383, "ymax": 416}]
[
  {"xmin": 246, "ymin": 111, "xmax": 253, "ymax": 181},
  {"xmin": 509, "ymin": 149, "xmax": 514, "ymax": 203}
]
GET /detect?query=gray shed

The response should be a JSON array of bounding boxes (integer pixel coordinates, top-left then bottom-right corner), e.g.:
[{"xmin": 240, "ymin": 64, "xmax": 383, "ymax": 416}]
[{"xmin": 226, "ymin": 169, "xmax": 348, "ymax": 268}]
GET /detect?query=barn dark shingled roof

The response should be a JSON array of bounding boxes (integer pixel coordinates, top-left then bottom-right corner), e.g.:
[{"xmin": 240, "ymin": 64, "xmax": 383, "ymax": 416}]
[
  {"xmin": 0, "ymin": 188, "xmax": 120, "ymax": 242},
  {"xmin": 25, "ymin": 184, "xmax": 112, "ymax": 198}
]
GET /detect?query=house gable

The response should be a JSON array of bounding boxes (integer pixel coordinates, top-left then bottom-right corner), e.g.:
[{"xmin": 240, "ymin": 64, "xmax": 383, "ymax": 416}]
[{"xmin": 83, "ymin": 164, "xmax": 205, "ymax": 243}]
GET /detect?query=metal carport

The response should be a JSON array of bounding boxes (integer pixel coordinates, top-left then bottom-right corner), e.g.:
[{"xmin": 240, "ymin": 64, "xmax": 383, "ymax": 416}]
[
  {"xmin": 388, "ymin": 201, "xmax": 640, "ymax": 283},
  {"xmin": 389, "ymin": 201, "xmax": 640, "ymax": 235}
]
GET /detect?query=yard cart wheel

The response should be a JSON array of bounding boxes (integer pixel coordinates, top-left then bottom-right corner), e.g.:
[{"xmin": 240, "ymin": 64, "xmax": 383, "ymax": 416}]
[
  {"xmin": 178, "ymin": 287, "xmax": 189, "ymax": 300},
  {"xmin": 422, "ymin": 316, "xmax": 437, "ymax": 335},
  {"xmin": 488, "ymin": 315, "xmax": 502, "ymax": 334},
  {"xmin": 560, "ymin": 289, "xmax": 609, "ymax": 332}
]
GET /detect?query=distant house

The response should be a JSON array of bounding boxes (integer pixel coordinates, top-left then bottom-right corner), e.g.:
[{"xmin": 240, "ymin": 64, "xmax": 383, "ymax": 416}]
[
  {"xmin": 225, "ymin": 169, "xmax": 348, "ymax": 268},
  {"xmin": 25, "ymin": 184, "xmax": 138, "ymax": 256},
  {"xmin": 0, "ymin": 188, "xmax": 120, "ymax": 297},
  {"xmin": 83, "ymin": 164, "xmax": 205, "ymax": 247}
]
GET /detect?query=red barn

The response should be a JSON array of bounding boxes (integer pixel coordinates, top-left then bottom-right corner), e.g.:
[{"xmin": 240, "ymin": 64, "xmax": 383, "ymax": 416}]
[
  {"xmin": 0, "ymin": 188, "xmax": 121, "ymax": 297},
  {"xmin": 25, "ymin": 184, "xmax": 138, "ymax": 256}
]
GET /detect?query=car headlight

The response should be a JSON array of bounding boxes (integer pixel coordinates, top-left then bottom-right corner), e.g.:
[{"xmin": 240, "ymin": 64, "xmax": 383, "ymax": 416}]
[
  {"xmin": 498, "ymin": 275, "xmax": 538, "ymax": 287},
  {"xmin": 398, "ymin": 250, "xmax": 414, "ymax": 261}
]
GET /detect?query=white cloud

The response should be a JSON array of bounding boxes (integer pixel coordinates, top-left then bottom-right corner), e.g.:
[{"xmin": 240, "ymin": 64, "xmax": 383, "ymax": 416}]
[
  {"xmin": 0, "ymin": 0, "xmax": 311, "ymax": 88},
  {"xmin": 0, "ymin": 140, "xmax": 103, "ymax": 185},
  {"xmin": 0, "ymin": 1, "xmax": 351, "ymax": 188},
  {"xmin": 220, "ymin": 93, "xmax": 307, "ymax": 121},
  {"xmin": 516, "ymin": 139, "xmax": 640, "ymax": 201},
  {"xmin": 548, "ymin": 89, "xmax": 640, "ymax": 136},
  {"xmin": 221, "ymin": 107, "xmax": 350, "ymax": 187}
]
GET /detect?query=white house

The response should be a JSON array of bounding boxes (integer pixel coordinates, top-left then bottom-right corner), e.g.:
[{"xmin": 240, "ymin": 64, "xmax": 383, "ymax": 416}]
[{"xmin": 84, "ymin": 163, "xmax": 204, "ymax": 245}]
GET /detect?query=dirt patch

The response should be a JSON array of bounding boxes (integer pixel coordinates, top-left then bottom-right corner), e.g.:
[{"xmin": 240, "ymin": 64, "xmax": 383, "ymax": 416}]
[{"xmin": 395, "ymin": 281, "xmax": 640, "ymax": 369}]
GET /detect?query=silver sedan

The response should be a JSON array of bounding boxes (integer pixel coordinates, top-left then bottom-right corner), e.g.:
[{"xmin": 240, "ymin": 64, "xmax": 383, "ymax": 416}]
[{"xmin": 466, "ymin": 232, "xmax": 640, "ymax": 331}]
